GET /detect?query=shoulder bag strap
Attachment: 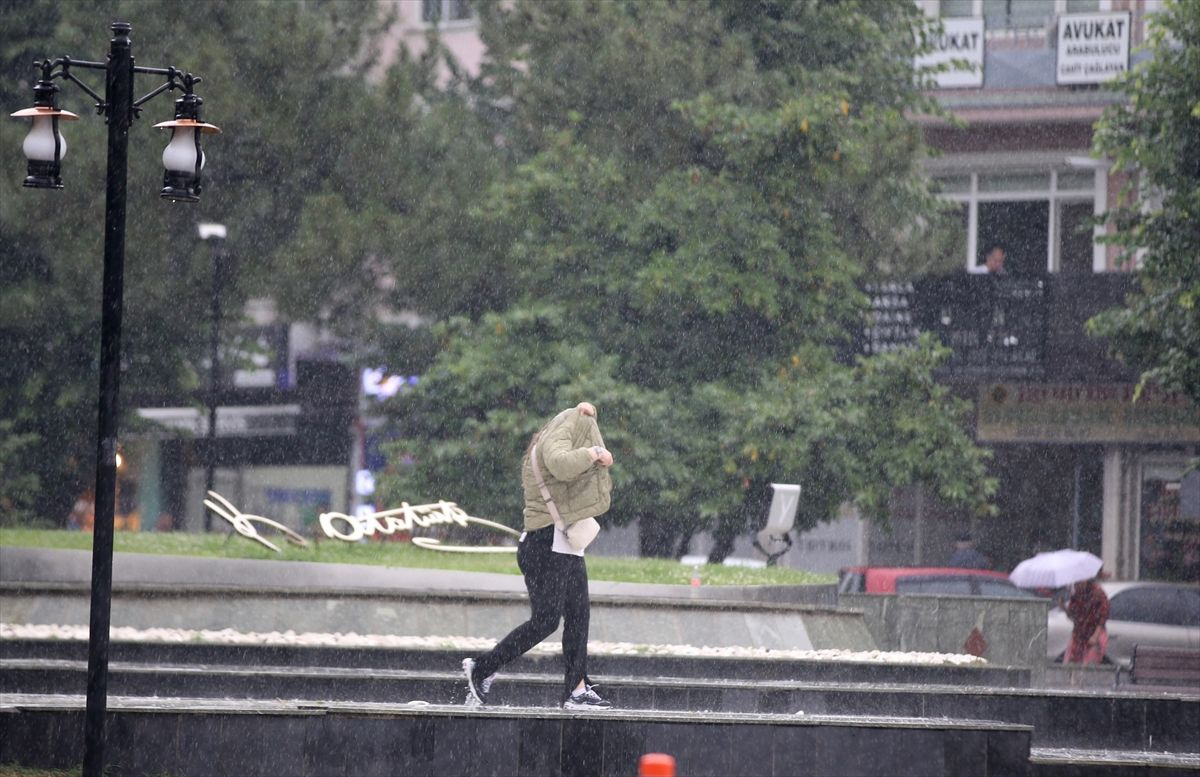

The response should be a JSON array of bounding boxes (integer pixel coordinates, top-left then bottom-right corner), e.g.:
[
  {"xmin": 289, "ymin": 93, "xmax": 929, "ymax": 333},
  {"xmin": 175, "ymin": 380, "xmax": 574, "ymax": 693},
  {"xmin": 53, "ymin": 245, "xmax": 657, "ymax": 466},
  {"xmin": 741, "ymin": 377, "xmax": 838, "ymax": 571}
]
[{"xmin": 530, "ymin": 441, "xmax": 566, "ymax": 532}]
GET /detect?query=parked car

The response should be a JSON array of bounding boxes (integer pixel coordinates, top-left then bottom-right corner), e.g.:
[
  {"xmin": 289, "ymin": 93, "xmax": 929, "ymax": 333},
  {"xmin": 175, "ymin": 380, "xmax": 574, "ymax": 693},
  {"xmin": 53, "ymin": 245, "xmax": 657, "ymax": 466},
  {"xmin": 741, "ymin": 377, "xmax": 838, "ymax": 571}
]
[
  {"xmin": 838, "ymin": 566, "xmax": 1041, "ymax": 598},
  {"xmin": 1046, "ymin": 581, "xmax": 1200, "ymax": 665}
]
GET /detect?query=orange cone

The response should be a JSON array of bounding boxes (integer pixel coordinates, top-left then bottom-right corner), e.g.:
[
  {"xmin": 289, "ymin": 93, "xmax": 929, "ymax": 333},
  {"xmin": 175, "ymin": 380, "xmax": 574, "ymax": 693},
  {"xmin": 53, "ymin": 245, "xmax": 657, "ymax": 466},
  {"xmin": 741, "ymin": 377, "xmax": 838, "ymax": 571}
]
[{"xmin": 639, "ymin": 752, "xmax": 676, "ymax": 777}]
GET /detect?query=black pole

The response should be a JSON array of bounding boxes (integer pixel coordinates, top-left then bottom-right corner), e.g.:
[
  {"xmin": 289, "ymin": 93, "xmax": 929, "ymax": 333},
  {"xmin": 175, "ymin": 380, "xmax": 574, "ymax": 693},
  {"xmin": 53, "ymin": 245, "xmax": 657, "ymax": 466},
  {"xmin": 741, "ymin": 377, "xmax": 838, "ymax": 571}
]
[
  {"xmin": 204, "ymin": 236, "xmax": 225, "ymax": 530},
  {"xmin": 83, "ymin": 21, "xmax": 133, "ymax": 777}
]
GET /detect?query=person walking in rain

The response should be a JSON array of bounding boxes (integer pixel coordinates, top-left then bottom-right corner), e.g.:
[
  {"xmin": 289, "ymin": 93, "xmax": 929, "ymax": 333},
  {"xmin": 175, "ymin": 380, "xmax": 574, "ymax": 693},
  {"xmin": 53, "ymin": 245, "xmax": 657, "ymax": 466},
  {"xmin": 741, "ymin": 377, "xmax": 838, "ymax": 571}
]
[
  {"xmin": 463, "ymin": 401, "xmax": 615, "ymax": 710},
  {"xmin": 1064, "ymin": 575, "xmax": 1109, "ymax": 664}
]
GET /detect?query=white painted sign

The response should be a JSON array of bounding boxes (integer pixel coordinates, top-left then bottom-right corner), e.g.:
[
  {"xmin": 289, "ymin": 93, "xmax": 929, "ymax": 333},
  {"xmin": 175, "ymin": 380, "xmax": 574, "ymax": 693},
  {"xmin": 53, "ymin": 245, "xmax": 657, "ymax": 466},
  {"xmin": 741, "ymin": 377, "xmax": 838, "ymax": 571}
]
[
  {"xmin": 792, "ymin": 504, "xmax": 866, "ymax": 575},
  {"xmin": 1056, "ymin": 11, "xmax": 1130, "ymax": 85},
  {"xmin": 916, "ymin": 18, "xmax": 985, "ymax": 89}
]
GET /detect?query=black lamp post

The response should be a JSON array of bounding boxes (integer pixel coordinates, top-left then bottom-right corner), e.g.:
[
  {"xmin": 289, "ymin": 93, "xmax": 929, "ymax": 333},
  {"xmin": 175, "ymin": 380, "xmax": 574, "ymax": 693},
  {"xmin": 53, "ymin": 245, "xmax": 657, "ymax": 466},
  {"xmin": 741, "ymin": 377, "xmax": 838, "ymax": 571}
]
[
  {"xmin": 9, "ymin": 23, "xmax": 219, "ymax": 777},
  {"xmin": 197, "ymin": 221, "xmax": 227, "ymax": 530}
]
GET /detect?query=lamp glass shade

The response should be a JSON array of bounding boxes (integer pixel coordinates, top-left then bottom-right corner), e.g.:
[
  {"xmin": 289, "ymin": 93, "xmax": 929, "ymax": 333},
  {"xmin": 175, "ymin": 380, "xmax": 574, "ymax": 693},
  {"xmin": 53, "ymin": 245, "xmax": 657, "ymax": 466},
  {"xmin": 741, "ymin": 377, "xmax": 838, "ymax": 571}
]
[
  {"xmin": 162, "ymin": 127, "xmax": 204, "ymax": 173},
  {"xmin": 23, "ymin": 115, "xmax": 66, "ymax": 162}
]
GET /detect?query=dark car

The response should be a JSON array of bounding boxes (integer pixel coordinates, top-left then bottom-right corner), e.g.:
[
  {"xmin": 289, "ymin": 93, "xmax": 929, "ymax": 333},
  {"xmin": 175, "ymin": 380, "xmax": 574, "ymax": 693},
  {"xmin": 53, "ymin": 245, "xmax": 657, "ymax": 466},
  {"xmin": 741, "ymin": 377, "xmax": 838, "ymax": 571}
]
[{"xmin": 838, "ymin": 566, "xmax": 1040, "ymax": 598}]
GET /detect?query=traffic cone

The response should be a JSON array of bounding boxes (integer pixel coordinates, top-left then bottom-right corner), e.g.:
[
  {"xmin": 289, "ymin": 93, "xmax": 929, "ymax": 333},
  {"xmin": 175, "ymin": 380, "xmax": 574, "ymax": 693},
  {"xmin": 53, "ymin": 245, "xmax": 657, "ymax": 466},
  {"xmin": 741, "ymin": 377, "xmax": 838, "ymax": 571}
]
[{"xmin": 639, "ymin": 752, "xmax": 676, "ymax": 777}]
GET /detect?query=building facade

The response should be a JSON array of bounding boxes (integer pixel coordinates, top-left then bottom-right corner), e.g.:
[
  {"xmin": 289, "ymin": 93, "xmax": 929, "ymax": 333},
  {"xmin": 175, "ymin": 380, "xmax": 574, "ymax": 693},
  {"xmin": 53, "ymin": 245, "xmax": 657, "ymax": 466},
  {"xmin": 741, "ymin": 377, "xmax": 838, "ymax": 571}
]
[
  {"xmin": 669, "ymin": 0, "xmax": 1197, "ymax": 578},
  {"xmin": 887, "ymin": 0, "xmax": 1198, "ymax": 581}
]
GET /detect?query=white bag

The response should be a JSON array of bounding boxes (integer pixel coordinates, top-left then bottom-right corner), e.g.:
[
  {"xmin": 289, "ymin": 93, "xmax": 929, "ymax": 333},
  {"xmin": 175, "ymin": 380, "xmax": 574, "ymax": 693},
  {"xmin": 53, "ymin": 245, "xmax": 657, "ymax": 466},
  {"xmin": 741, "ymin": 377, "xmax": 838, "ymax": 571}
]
[{"xmin": 561, "ymin": 516, "xmax": 600, "ymax": 553}]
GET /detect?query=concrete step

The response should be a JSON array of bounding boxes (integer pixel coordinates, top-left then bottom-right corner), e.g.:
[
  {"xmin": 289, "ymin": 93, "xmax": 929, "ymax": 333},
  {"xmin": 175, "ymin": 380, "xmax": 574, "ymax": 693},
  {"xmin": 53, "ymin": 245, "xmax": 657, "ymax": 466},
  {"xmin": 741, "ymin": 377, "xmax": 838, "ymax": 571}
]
[
  {"xmin": 4, "ymin": 655, "xmax": 1196, "ymax": 755},
  {"xmin": 0, "ymin": 637, "xmax": 1031, "ymax": 687},
  {"xmin": 1029, "ymin": 747, "xmax": 1200, "ymax": 777},
  {"xmin": 0, "ymin": 692, "xmax": 1033, "ymax": 777}
]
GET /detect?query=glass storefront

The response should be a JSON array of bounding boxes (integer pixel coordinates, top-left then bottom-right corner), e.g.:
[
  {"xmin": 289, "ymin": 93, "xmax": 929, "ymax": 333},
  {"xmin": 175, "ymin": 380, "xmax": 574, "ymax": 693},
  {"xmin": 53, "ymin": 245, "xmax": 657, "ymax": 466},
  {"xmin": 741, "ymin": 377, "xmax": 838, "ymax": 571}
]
[{"xmin": 1140, "ymin": 463, "xmax": 1200, "ymax": 582}]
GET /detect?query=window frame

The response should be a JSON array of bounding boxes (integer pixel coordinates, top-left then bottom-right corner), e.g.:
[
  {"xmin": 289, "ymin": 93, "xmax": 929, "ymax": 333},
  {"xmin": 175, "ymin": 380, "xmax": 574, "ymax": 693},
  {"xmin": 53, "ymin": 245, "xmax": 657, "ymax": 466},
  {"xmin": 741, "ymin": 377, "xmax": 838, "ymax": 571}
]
[
  {"xmin": 419, "ymin": 0, "xmax": 476, "ymax": 28},
  {"xmin": 928, "ymin": 152, "xmax": 1106, "ymax": 273},
  {"xmin": 934, "ymin": 0, "xmax": 1112, "ymax": 23}
]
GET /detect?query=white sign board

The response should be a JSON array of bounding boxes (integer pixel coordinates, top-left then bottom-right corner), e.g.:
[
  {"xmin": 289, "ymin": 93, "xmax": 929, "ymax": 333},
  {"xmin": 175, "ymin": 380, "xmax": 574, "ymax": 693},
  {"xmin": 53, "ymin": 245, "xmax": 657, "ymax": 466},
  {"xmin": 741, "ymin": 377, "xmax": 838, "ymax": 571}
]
[
  {"xmin": 1057, "ymin": 12, "xmax": 1130, "ymax": 85},
  {"xmin": 792, "ymin": 505, "xmax": 866, "ymax": 575},
  {"xmin": 916, "ymin": 17, "xmax": 985, "ymax": 89}
]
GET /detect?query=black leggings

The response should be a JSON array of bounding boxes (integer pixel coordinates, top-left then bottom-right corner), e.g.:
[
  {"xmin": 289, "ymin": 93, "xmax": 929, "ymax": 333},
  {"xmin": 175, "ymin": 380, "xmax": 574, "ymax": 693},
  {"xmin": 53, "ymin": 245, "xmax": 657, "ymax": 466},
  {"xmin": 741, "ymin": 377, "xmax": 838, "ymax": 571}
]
[{"xmin": 473, "ymin": 525, "xmax": 590, "ymax": 701}]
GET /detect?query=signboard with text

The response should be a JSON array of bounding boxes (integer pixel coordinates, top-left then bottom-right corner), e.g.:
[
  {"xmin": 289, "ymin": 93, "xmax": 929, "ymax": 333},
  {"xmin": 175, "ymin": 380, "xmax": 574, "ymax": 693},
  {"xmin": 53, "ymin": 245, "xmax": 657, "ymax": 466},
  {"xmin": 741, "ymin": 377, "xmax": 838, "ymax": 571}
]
[
  {"xmin": 1056, "ymin": 11, "xmax": 1131, "ymax": 85},
  {"xmin": 977, "ymin": 383, "xmax": 1200, "ymax": 444},
  {"xmin": 917, "ymin": 17, "xmax": 985, "ymax": 89}
]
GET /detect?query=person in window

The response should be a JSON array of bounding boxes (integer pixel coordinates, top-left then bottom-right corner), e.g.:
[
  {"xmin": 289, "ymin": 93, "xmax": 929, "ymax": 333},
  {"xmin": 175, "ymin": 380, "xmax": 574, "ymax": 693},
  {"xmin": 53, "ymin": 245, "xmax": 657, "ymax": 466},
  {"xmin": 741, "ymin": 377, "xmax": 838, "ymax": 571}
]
[
  {"xmin": 948, "ymin": 533, "xmax": 990, "ymax": 569},
  {"xmin": 462, "ymin": 401, "xmax": 615, "ymax": 710},
  {"xmin": 1065, "ymin": 574, "xmax": 1109, "ymax": 664},
  {"xmin": 983, "ymin": 243, "xmax": 1007, "ymax": 275}
]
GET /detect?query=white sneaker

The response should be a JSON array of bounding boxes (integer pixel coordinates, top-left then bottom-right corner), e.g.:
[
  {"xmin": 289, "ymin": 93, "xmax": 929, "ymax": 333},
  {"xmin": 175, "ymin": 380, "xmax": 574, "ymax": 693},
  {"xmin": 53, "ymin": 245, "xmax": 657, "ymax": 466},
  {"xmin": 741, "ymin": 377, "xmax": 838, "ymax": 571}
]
[
  {"xmin": 462, "ymin": 658, "xmax": 497, "ymax": 706},
  {"xmin": 562, "ymin": 686, "xmax": 613, "ymax": 710}
]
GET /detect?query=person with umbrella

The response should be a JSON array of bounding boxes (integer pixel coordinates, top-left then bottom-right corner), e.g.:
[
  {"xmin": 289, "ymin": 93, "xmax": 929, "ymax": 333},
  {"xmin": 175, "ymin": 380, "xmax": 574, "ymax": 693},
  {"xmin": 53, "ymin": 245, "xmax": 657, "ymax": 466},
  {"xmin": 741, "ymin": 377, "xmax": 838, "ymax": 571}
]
[
  {"xmin": 1065, "ymin": 573, "xmax": 1110, "ymax": 664},
  {"xmin": 1009, "ymin": 549, "xmax": 1110, "ymax": 665}
]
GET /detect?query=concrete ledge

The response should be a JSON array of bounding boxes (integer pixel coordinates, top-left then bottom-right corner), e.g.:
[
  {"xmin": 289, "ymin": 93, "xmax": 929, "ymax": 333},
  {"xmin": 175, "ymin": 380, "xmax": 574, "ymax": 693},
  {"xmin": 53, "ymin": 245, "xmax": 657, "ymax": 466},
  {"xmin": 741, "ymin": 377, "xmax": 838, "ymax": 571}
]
[
  {"xmin": 0, "ymin": 546, "xmax": 859, "ymax": 652},
  {"xmin": 0, "ymin": 693, "xmax": 1033, "ymax": 777},
  {"xmin": 1, "ymin": 584, "xmax": 872, "ymax": 653},
  {"xmin": 0, "ymin": 546, "xmax": 837, "ymax": 604},
  {"xmin": 840, "ymin": 592, "xmax": 1050, "ymax": 683},
  {"xmin": 1029, "ymin": 748, "xmax": 1200, "ymax": 777},
  {"xmin": 4, "ymin": 655, "xmax": 1193, "ymax": 752},
  {"xmin": 1, "ymin": 638, "xmax": 1032, "ymax": 687}
]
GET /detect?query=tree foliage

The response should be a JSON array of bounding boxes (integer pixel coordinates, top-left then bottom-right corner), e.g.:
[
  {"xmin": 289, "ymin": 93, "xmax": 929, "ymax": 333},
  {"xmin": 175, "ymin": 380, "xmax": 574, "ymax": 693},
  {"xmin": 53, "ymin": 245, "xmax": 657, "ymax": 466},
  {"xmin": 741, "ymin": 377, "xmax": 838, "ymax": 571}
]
[
  {"xmin": 0, "ymin": 0, "xmax": 397, "ymax": 521},
  {"xmin": 2, "ymin": 0, "xmax": 997, "ymax": 556},
  {"xmin": 379, "ymin": 0, "xmax": 995, "ymax": 559},
  {"xmin": 1089, "ymin": 0, "xmax": 1200, "ymax": 404}
]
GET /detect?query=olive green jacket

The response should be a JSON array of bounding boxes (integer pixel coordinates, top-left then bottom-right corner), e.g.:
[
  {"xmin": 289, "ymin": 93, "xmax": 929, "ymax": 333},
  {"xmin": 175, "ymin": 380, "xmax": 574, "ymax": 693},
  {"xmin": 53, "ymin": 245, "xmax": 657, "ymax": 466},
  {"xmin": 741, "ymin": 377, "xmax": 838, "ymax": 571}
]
[{"xmin": 521, "ymin": 407, "xmax": 612, "ymax": 531}]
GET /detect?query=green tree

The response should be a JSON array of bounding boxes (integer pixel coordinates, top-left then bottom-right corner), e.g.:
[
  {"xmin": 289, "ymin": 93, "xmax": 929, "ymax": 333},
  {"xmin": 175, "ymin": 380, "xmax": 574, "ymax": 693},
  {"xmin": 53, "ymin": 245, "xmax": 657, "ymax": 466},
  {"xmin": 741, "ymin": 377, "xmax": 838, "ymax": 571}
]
[
  {"xmin": 1089, "ymin": 0, "xmax": 1200, "ymax": 404},
  {"xmin": 0, "ymin": 0, "xmax": 394, "ymax": 522},
  {"xmin": 0, "ymin": 419, "xmax": 41, "ymax": 525},
  {"xmin": 379, "ymin": 0, "xmax": 994, "ymax": 559}
]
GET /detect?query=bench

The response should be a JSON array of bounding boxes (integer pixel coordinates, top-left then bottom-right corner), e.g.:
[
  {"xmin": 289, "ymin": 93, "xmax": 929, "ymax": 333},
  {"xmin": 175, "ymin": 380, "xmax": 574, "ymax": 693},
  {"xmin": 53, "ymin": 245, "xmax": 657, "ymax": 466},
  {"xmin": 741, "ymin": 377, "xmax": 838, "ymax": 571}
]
[{"xmin": 1124, "ymin": 645, "xmax": 1200, "ymax": 688}]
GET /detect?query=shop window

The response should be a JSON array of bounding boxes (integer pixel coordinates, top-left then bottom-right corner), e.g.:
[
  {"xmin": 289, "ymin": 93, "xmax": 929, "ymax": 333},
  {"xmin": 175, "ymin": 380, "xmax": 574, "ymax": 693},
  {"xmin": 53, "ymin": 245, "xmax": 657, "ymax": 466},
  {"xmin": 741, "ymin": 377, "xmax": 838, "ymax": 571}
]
[{"xmin": 1140, "ymin": 467, "xmax": 1200, "ymax": 582}]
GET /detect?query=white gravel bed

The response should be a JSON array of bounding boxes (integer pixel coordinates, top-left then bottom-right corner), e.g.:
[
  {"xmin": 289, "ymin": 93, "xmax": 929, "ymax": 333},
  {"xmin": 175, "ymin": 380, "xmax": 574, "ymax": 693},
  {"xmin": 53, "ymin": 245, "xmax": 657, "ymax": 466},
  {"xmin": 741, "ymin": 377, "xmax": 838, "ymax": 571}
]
[{"xmin": 1, "ymin": 622, "xmax": 986, "ymax": 666}]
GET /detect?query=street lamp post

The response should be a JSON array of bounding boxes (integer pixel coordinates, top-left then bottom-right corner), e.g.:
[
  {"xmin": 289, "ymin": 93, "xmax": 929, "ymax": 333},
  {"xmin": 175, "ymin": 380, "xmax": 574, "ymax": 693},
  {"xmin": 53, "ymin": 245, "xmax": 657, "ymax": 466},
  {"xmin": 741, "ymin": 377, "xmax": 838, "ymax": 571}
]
[
  {"xmin": 197, "ymin": 222, "xmax": 227, "ymax": 530},
  {"xmin": 10, "ymin": 23, "xmax": 219, "ymax": 777}
]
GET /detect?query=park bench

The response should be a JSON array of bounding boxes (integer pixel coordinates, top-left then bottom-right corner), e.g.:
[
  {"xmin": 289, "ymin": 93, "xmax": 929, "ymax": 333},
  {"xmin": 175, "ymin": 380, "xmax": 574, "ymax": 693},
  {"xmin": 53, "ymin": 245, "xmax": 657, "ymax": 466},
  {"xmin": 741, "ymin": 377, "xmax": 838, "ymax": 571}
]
[{"xmin": 1123, "ymin": 645, "xmax": 1200, "ymax": 688}]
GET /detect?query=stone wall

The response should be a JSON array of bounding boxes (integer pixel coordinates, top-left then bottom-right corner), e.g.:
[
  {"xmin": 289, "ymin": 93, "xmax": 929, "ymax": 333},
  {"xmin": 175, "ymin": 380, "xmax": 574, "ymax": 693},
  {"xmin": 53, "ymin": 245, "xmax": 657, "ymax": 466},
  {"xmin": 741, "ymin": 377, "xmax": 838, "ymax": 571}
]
[{"xmin": 840, "ymin": 593, "xmax": 1049, "ymax": 683}]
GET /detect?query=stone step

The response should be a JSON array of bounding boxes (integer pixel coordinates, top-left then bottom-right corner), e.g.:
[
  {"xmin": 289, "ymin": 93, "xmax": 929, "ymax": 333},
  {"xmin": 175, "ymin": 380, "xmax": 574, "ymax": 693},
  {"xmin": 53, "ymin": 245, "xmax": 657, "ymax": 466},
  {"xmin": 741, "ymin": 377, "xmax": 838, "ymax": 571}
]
[
  {"xmin": 0, "ymin": 693, "xmax": 1033, "ymax": 777},
  {"xmin": 0, "ymin": 637, "xmax": 1030, "ymax": 687},
  {"xmin": 4, "ymin": 656, "xmax": 1196, "ymax": 754},
  {"xmin": 1028, "ymin": 747, "xmax": 1200, "ymax": 777}
]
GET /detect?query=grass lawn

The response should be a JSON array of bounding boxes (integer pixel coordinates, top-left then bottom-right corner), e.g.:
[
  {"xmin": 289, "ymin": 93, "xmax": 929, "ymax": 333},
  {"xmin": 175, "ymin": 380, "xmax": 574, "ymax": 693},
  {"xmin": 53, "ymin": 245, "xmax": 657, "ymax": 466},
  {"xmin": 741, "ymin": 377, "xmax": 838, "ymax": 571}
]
[{"xmin": 0, "ymin": 527, "xmax": 833, "ymax": 587}]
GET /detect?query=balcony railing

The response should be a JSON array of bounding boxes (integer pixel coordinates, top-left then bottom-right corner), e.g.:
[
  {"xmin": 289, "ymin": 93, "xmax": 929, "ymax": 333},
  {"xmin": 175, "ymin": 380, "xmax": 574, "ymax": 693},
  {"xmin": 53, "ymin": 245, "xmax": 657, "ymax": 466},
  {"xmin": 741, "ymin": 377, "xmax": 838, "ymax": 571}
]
[{"xmin": 859, "ymin": 273, "xmax": 1136, "ymax": 382}]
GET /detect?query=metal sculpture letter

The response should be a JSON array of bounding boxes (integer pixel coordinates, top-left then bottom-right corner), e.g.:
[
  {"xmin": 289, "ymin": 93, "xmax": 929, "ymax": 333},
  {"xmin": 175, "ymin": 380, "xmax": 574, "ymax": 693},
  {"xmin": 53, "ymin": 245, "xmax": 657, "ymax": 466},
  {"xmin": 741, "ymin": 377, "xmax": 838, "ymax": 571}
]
[
  {"xmin": 204, "ymin": 491, "xmax": 519, "ymax": 554},
  {"xmin": 203, "ymin": 491, "xmax": 310, "ymax": 553}
]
